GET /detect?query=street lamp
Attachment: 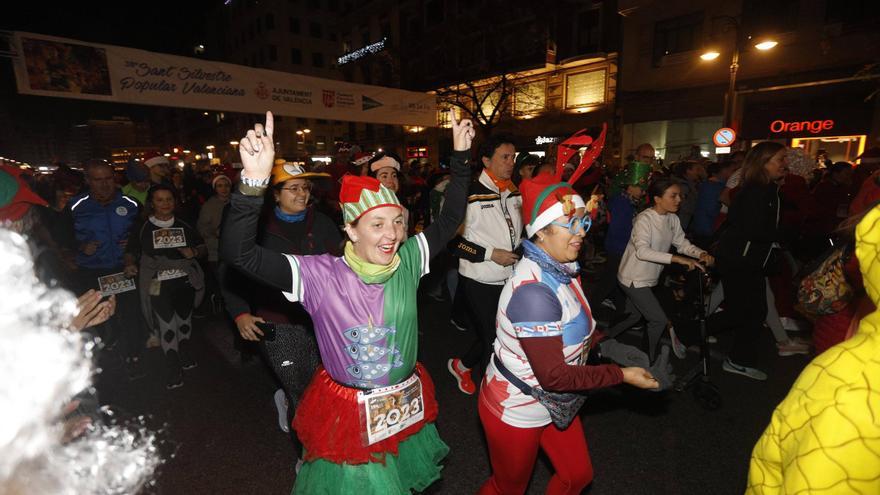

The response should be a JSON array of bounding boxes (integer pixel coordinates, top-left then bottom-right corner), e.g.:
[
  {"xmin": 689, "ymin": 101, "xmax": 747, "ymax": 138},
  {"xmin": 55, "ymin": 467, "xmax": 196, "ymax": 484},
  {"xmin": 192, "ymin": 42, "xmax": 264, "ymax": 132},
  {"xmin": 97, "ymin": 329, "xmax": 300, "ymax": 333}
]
[{"xmin": 700, "ymin": 16, "xmax": 777, "ymax": 128}]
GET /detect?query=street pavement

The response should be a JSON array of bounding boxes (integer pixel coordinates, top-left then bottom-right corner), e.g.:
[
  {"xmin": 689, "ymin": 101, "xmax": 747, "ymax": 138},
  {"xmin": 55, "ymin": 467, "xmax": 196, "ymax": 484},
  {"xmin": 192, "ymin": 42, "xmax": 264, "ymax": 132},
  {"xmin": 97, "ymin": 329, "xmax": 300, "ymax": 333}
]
[{"xmin": 95, "ymin": 281, "xmax": 812, "ymax": 495}]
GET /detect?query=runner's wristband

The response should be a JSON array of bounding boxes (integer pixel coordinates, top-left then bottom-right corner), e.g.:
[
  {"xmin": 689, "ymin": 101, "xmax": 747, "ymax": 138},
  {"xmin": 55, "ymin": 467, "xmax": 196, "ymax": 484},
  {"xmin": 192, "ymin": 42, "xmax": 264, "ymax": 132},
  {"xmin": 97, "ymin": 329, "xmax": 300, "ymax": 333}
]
[{"xmin": 239, "ymin": 175, "xmax": 269, "ymax": 196}]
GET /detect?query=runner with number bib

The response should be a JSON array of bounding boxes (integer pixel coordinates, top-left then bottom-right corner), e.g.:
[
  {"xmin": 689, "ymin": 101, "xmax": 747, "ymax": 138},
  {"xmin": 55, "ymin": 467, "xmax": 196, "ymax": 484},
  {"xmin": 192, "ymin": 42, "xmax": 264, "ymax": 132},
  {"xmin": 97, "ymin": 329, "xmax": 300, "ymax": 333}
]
[{"xmin": 221, "ymin": 111, "xmax": 471, "ymax": 494}]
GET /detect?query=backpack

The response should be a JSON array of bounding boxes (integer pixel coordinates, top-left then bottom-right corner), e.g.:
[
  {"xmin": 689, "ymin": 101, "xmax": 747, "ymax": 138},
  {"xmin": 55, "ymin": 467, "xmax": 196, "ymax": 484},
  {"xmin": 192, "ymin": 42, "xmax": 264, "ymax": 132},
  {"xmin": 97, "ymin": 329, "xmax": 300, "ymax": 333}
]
[{"xmin": 795, "ymin": 246, "xmax": 854, "ymax": 317}]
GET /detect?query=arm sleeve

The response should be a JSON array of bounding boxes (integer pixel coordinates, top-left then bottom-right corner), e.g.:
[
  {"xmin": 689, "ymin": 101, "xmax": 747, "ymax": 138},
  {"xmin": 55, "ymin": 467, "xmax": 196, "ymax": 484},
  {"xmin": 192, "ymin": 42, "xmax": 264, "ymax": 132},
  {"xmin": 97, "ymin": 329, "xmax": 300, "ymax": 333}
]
[
  {"xmin": 631, "ymin": 215, "xmax": 674, "ymax": 264},
  {"xmin": 520, "ymin": 337, "xmax": 624, "ymax": 392},
  {"xmin": 507, "ymin": 282, "xmax": 623, "ymax": 391},
  {"xmin": 217, "ymin": 262, "xmax": 252, "ymax": 319},
  {"xmin": 449, "ymin": 235, "xmax": 487, "ymax": 263},
  {"xmin": 196, "ymin": 203, "xmax": 212, "ymax": 242},
  {"xmin": 421, "ymin": 150, "xmax": 471, "ymax": 261},
  {"xmin": 670, "ymin": 215, "xmax": 705, "ymax": 258},
  {"xmin": 219, "ymin": 189, "xmax": 294, "ymax": 294}
]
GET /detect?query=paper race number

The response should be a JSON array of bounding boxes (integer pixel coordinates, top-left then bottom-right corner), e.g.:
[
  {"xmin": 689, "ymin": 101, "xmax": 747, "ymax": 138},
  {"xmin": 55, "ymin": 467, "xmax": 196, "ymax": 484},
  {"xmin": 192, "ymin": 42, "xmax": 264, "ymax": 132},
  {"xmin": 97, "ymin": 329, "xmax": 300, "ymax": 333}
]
[
  {"xmin": 152, "ymin": 228, "xmax": 187, "ymax": 249},
  {"xmin": 97, "ymin": 272, "xmax": 136, "ymax": 296},
  {"xmin": 156, "ymin": 268, "xmax": 187, "ymax": 281},
  {"xmin": 358, "ymin": 373, "xmax": 424, "ymax": 446}
]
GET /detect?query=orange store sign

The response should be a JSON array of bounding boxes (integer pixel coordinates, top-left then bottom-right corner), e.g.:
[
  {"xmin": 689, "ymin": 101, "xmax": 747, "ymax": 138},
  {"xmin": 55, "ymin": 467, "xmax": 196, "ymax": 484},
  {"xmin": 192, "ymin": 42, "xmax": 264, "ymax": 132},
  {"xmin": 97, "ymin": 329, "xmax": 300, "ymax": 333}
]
[{"xmin": 769, "ymin": 119, "xmax": 834, "ymax": 134}]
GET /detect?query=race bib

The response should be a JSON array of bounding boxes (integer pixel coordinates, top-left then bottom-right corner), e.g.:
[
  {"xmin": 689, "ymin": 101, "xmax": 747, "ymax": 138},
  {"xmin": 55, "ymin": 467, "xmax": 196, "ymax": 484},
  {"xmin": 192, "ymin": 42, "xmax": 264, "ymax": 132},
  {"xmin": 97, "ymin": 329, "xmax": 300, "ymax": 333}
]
[
  {"xmin": 156, "ymin": 268, "xmax": 187, "ymax": 281},
  {"xmin": 357, "ymin": 373, "xmax": 424, "ymax": 446},
  {"xmin": 152, "ymin": 228, "xmax": 187, "ymax": 249},
  {"xmin": 97, "ymin": 272, "xmax": 136, "ymax": 296}
]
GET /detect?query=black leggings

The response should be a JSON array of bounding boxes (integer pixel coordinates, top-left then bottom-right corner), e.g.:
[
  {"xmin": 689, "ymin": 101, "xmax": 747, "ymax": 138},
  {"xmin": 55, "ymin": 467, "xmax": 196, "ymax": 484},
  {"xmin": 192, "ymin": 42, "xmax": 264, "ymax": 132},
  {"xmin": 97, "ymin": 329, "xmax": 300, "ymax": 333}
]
[
  {"xmin": 260, "ymin": 323, "xmax": 321, "ymax": 455},
  {"xmin": 459, "ymin": 275, "xmax": 504, "ymax": 373},
  {"xmin": 150, "ymin": 277, "xmax": 195, "ymax": 354}
]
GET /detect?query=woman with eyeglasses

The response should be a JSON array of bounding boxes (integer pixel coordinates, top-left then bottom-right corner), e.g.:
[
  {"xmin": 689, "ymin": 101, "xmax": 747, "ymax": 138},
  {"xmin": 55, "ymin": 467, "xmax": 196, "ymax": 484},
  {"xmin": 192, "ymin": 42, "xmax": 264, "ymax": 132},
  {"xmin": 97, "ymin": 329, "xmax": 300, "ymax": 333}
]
[
  {"xmin": 478, "ymin": 142, "xmax": 659, "ymax": 495},
  {"xmin": 220, "ymin": 160, "xmax": 342, "ymax": 469},
  {"xmin": 609, "ymin": 177, "xmax": 713, "ymax": 364}
]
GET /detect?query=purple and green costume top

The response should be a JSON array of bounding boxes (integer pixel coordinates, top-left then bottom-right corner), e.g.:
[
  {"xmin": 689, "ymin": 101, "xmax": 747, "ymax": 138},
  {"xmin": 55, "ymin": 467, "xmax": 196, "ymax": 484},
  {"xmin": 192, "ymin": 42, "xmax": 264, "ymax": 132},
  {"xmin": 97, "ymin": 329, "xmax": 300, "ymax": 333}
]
[{"xmin": 282, "ymin": 233, "xmax": 430, "ymax": 388}]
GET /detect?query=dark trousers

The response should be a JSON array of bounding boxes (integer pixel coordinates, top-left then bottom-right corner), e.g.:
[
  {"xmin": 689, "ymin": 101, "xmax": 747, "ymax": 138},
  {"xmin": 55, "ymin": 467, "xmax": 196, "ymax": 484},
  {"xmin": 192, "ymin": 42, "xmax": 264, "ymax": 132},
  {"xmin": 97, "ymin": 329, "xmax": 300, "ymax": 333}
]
[
  {"xmin": 711, "ymin": 262, "xmax": 766, "ymax": 367},
  {"xmin": 75, "ymin": 266, "xmax": 145, "ymax": 359},
  {"xmin": 459, "ymin": 274, "xmax": 504, "ymax": 374}
]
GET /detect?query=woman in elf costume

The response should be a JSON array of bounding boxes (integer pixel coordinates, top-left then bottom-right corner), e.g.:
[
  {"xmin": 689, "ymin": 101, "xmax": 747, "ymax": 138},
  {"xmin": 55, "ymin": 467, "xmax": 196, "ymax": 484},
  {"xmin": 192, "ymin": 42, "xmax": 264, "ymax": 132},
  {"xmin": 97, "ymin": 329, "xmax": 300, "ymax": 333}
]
[
  {"xmin": 478, "ymin": 127, "xmax": 659, "ymax": 495},
  {"xmin": 221, "ymin": 110, "xmax": 473, "ymax": 494}
]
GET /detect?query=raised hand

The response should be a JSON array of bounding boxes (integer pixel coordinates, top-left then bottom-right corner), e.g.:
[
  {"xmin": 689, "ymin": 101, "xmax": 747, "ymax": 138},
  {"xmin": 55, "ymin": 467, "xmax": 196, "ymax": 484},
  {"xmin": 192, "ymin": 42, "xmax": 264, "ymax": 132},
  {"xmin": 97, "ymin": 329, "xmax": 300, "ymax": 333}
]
[
  {"xmin": 239, "ymin": 111, "xmax": 275, "ymax": 180},
  {"xmin": 450, "ymin": 108, "xmax": 475, "ymax": 151}
]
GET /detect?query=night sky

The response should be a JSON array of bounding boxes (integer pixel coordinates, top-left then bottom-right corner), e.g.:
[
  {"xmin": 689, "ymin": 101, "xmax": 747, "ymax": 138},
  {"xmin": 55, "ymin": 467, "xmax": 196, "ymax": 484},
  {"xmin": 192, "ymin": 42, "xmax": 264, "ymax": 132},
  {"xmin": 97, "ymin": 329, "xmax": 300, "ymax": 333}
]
[{"xmin": 1, "ymin": 1, "xmax": 217, "ymax": 124}]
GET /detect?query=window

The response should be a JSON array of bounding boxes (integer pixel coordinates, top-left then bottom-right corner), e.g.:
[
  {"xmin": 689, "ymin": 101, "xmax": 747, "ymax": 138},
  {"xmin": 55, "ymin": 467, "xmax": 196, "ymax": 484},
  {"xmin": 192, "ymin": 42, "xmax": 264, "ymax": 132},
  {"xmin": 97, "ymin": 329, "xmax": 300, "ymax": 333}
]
[
  {"xmin": 291, "ymin": 48, "xmax": 302, "ymax": 64},
  {"xmin": 265, "ymin": 13, "xmax": 275, "ymax": 30},
  {"xmin": 437, "ymin": 108, "xmax": 452, "ymax": 128},
  {"xmin": 310, "ymin": 22, "xmax": 323, "ymax": 38},
  {"xmin": 514, "ymin": 80, "xmax": 546, "ymax": 115},
  {"xmin": 312, "ymin": 52, "xmax": 325, "ymax": 67},
  {"xmin": 258, "ymin": 48, "xmax": 265, "ymax": 66},
  {"xmin": 316, "ymin": 136, "xmax": 326, "ymax": 151},
  {"xmin": 479, "ymin": 88, "xmax": 503, "ymax": 119},
  {"xmin": 652, "ymin": 12, "xmax": 703, "ymax": 65},
  {"xmin": 289, "ymin": 17, "xmax": 300, "ymax": 34},
  {"xmin": 565, "ymin": 69, "xmax": 606, "ymax": 108},
  {"xmin": 268, "ymin": 45, "xmax": 277, "ymax": 62},
  {"xmin": 577, "ymin": 7, "xmax": 601, "ymax": 53}
]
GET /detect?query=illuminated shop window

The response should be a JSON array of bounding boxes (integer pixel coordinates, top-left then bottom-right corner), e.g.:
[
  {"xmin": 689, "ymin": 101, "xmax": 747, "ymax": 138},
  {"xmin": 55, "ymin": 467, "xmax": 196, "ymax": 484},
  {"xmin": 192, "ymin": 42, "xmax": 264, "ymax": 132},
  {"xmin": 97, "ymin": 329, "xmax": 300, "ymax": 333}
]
[{"xmin": 514, "ymin": 80, "xmax": 546, "ymax": 116}]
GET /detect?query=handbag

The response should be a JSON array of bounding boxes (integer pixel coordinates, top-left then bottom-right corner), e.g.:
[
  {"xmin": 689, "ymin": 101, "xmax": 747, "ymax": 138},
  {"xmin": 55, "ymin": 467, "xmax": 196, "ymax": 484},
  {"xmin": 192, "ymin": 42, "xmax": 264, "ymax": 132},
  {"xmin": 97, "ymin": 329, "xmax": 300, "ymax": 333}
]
[
  {"xmin": 796, "ymin": 246, "xmax": 854, "ymax": 317},
  {"xmin": 492, "ymin": 354, "xmax": 586, "ymax": 430}
]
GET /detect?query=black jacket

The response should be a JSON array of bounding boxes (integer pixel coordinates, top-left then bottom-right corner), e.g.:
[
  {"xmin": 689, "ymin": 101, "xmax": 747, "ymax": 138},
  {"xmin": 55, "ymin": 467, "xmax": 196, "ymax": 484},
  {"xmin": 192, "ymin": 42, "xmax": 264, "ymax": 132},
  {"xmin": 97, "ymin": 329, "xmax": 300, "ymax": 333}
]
[{"xmin": 717, "ymin": 182, "xmax": 780, "ymax": 270}]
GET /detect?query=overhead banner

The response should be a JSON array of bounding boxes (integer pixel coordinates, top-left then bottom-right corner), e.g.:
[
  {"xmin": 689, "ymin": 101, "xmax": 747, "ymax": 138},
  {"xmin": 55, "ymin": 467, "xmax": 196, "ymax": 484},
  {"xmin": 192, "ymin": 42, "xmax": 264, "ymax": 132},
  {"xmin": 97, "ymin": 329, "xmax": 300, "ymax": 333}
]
[{"xmin": 11, "ymin": 32, "xmax": 436, "ymax": 126}]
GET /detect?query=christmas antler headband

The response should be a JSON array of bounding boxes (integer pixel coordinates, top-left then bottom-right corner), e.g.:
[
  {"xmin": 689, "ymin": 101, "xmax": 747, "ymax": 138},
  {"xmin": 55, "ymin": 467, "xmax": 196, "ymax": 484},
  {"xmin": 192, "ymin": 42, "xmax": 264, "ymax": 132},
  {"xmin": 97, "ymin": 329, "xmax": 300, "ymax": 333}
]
[{"xmin": 553, "ymin": 123, "xmax": 607, "ymax": 185}]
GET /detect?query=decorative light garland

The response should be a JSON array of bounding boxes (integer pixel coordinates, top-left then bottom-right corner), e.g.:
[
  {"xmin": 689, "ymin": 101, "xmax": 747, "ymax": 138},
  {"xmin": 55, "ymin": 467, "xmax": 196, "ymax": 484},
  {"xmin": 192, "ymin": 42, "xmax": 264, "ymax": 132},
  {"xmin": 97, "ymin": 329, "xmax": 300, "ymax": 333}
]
[{"xmin": 337, "ymin": 37, "xmax": 387, "ymax": 66}]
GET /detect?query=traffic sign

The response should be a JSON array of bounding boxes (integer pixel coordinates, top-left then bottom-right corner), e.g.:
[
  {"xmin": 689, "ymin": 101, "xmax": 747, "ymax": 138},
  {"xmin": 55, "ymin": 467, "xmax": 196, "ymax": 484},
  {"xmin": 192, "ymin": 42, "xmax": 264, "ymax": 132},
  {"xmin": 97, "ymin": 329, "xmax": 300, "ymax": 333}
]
[{"xmin": 713, "ymin": 128, "xmax": 736, "ymax": 147}]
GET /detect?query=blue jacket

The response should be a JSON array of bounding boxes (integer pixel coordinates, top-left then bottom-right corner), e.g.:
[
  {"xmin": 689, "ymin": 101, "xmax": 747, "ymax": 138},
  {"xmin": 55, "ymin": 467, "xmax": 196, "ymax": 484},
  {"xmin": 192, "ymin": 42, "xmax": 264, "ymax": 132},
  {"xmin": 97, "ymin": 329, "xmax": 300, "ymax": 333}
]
[
  {"xmin": 604, "ymin": 192, "xmax": 636, "ymax": 256},
  {"xmin": 69, "ymin": 191, "xmax": 140, "ymax": 269},
  {"xmin": 691, "ymin": 179, "xmax": 726, "ymax": 237}
]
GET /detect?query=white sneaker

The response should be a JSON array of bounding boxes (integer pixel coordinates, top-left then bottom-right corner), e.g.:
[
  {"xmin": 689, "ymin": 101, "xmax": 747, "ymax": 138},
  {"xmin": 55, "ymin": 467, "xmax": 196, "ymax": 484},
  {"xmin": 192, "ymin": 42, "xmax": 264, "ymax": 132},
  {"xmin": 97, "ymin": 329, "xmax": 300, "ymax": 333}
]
[
  {"xmin": 668, "ymin": 325, "xmax": 687, "ymax": 359},
  {"xmin": 273, "ymin": 389, "xmax": 290, "ymax": 433},
  {"xmin": 722, "ymin": 358, "xmax": 767, "ymax": 381},
  {"xmin": 777, "ymin": 339, "xmax": 810, "ymax": 356}
]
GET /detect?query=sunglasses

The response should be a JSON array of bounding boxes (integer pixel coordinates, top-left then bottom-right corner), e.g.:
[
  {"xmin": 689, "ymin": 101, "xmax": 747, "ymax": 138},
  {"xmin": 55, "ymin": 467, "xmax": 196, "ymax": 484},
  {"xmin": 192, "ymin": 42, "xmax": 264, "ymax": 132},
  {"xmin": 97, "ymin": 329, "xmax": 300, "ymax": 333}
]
[{"xmin": 550, "ymin": 215, "xmax": 592, "ymax": 234}]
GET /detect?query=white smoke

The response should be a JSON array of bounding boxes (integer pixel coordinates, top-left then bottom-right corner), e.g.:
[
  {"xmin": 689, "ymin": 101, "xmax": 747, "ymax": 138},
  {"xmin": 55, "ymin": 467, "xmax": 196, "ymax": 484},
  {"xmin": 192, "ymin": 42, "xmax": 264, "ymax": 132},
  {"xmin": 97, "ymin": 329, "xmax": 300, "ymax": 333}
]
[{"xmin": 0, "ymin": 229, "xmax": 160, "ymax": 495}]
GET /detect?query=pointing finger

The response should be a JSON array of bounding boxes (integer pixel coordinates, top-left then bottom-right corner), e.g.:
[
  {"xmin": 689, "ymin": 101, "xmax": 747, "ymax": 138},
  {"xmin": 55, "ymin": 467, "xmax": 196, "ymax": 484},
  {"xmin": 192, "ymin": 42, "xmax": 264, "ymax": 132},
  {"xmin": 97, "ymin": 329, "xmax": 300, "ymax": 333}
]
[
  {"xmin": 265, "ymin": 111, "xmax": 274, "ymax": 139},
  {"xmin": 449, "ymin": 108, "xmax": 458, "ymax": 128}
]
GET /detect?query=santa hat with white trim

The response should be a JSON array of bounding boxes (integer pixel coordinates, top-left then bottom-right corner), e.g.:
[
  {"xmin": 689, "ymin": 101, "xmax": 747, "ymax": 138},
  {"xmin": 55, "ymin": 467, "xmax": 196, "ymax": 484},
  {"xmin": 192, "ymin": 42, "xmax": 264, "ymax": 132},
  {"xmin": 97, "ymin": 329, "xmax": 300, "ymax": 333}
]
[
  {"xmin": 142, "ymin": 150, "xmax": 170, "ymax": 168},
  {"xmin": 521, "ymin": 124, "xmax": 606, "ymax": 238}
]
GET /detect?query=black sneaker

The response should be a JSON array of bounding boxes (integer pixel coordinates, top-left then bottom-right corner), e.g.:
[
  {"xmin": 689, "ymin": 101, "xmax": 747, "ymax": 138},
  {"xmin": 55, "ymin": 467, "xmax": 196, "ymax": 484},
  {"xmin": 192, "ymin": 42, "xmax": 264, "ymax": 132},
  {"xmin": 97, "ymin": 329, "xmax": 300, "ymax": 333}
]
[
  {"xmin": 125, "ymin": 357, "xmax": 147, "ymax": 381},
  {"xmin": 179, "ymin": 341, "xmax": 197, "ymax": 370},
  {"xmin": 165, "ymin": 351, "xmax": 184, "ymax": 389}
]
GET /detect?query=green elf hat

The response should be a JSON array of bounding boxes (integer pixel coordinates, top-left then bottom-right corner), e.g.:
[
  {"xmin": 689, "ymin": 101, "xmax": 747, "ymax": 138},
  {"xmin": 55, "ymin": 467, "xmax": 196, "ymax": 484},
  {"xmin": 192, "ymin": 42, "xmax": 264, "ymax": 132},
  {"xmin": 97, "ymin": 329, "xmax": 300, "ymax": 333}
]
[
  {"xmin": 339, "ymin": 174, "xmax": 402, "ymax": 224},
  {"xmin": 623, "ymin": 161, "xmax": 652, "ymax": 188}
]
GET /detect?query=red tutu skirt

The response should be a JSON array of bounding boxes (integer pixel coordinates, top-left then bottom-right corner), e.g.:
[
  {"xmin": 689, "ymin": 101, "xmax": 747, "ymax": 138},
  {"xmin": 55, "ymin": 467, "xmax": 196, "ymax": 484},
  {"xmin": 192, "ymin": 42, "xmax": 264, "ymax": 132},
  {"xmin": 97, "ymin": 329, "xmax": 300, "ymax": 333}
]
[{"xmin": 293, "ymin": 362, "xmax": 439, "ymax": 465}]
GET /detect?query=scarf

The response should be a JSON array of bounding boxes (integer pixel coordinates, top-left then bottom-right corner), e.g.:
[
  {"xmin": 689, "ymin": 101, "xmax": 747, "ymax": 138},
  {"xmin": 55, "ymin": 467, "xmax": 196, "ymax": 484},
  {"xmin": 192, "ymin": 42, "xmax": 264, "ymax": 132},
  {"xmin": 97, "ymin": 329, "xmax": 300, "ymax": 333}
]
[
  {"xmin": 275, "ymin": 206, "xmax": 306, "ymax": 223},
  {"xmin": 343, "ymin": 241, "xmax": 400, "ymax": 284},
  {"xmin": 484, "ymin": 168, "xmax": 515, "ymax": 192},
  {"xmin": 149, "ymin": 215, "xmax": 175, "ymax": 228},
  {"xmin": 522, "ymin": 240, "xmax": 578, "ymax": 284}
]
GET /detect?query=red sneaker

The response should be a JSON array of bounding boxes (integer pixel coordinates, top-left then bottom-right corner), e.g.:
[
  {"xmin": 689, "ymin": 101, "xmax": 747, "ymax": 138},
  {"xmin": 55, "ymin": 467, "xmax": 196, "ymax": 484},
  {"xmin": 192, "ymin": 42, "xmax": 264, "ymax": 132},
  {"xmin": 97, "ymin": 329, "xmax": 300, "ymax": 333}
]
[{"xmin": 447, "ymin": 358, "xmax": 476, "ymax": 395}]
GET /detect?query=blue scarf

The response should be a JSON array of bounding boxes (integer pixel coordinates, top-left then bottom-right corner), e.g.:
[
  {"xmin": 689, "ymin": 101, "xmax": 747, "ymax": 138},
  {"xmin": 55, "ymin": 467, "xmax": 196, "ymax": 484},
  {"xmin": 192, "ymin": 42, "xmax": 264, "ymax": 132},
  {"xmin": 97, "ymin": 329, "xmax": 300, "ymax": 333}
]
[
  {"xmin": 522, "ymin": 240, "xmax": 579, "ymax": 284},
  {"xmin": 275, "ymin": 206, "xmax": 307, "ymax": 223}
]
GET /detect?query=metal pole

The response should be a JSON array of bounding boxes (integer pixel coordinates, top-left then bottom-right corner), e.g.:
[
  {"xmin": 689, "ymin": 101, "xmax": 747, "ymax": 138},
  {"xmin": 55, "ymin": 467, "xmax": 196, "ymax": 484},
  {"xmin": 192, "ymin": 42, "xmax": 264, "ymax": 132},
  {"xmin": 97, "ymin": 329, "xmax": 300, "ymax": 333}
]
[{"xmin": 724, "ymin": 43, "xmax": 740, "ymax": 129}]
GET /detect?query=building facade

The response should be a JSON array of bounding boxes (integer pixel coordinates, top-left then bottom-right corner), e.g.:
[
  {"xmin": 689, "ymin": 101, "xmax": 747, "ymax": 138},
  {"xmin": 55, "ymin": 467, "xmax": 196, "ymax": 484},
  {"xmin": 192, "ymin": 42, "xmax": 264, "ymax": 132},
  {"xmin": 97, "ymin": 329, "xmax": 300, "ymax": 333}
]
[{"xmin": 617, "ymin": 0, "xmax": 880, "ymax": 164}]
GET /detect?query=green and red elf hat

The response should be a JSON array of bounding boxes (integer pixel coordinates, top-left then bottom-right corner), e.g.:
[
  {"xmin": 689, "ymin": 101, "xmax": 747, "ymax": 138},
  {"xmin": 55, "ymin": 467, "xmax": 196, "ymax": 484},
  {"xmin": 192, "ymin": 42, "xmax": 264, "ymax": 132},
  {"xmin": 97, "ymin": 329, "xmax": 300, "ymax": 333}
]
[
  {"xmin": 0, "ymin": 166, "xmax": 48, "ymax": 222},
  {"xmin": 339, "ymin": 174, "xmax": 402, "ymax": 224},
  {"xmin": 522, "ymin": 124, "xmax": 606, "ymax": 238}
]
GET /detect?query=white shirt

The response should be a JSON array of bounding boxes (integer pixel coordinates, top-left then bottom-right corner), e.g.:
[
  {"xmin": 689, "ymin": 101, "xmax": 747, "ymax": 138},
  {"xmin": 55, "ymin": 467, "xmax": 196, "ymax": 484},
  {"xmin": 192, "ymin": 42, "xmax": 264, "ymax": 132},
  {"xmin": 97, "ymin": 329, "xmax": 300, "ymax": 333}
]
[{"xmin": 617, "ymin": 208, "xmax": 705, "ymax": 288}]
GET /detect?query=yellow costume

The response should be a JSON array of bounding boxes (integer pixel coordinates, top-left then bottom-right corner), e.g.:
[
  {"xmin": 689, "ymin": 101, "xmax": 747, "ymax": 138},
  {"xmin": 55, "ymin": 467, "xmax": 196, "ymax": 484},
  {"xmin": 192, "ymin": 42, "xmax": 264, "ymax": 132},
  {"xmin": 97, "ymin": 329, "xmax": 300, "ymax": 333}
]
[{"xmin": 746, "ymin": 207, "xmax": 880, "ymax": 494}]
